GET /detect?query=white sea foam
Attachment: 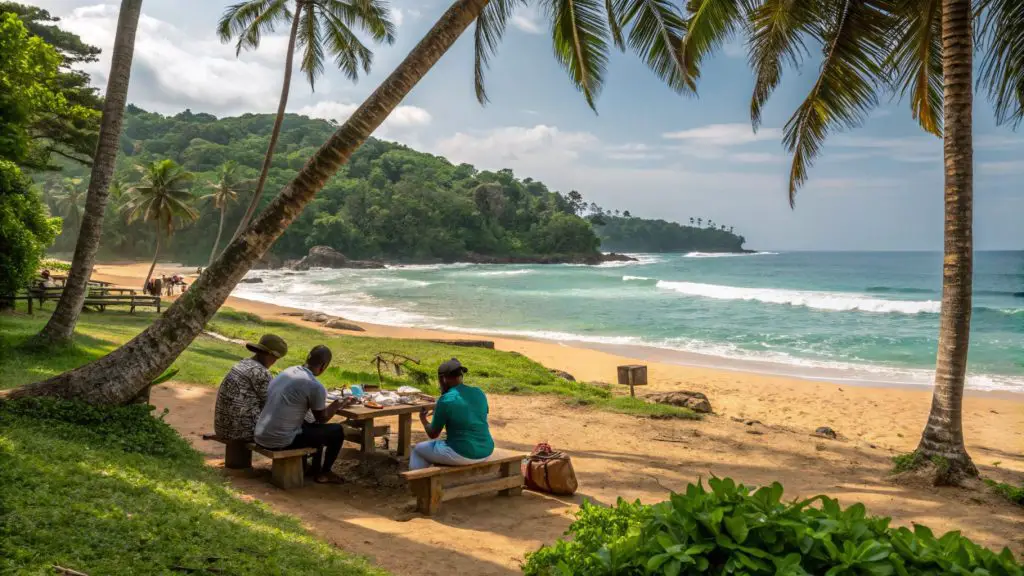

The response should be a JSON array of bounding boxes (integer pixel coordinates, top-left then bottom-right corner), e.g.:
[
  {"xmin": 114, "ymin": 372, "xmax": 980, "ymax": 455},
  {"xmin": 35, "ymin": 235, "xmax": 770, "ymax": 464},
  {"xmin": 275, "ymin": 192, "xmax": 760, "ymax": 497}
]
[
  {"xmin": 474, "ymin": 269, "xmax": 534, "ymax": 277},
  {"xmin": 683, "ymin": 251, "xmax": 779, "ymax": 258},
  {"xmin": 622, "ymin": 275, "xmax": 654, "ymax": 281},
  {"xmin": 655, "ymin": 280, "xmax": 941, "ymax": 314}
]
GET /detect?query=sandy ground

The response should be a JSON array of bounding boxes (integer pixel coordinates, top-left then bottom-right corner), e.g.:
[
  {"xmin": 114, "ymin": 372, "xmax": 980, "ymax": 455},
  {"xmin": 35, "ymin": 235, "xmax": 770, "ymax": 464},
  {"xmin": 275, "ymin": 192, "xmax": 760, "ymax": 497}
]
[{"xmin": 95, "ymin": 262, "xmax": 1024, "ymax": 574}]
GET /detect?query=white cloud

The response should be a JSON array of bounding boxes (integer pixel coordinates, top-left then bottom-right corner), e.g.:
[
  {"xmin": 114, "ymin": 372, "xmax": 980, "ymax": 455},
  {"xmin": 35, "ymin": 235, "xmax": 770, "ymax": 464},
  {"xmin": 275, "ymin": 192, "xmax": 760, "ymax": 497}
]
[
  {"xmin": 435, "ymin": 125, "xmax": 598, "ymax": 167},
  {"xmin": 605, "ymin": 143, "xmax": 663, "ymax": 161},
  {"xmin": 979, "ymin": 160, "xmax": 1024, "ymax": 175},
  {"xmin": 663, "ymin": 123, "xmax": 782, "ymax": 146},
  {"xmin": 512, "ymin": 5, "xmax": 544, "ymax": 34},
  {"xmin": 296, "ymin": 101, "xmax": 432, "ymax": 135},
  {"xmin": 731, "ymin": 152, "xmax": 781, "ymax": 164},
  {"xmin": 390, "ymin": 8, "xmax": 404, "ymax": 27}
]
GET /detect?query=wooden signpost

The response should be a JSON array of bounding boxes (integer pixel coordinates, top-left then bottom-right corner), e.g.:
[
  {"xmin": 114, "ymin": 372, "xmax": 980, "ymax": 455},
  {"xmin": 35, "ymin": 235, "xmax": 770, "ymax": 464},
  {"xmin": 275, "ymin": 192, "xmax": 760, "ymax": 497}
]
[{"xmin": 617, "ymin": 364, "xmax": 648, "ymax": 397}]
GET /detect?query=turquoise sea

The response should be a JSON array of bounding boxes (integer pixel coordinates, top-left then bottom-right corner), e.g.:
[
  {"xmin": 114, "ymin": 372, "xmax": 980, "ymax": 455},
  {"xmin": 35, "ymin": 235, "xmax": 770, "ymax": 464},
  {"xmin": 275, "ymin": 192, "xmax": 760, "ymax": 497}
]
[{"xmin": 235, "ymin": 251, "xmax": 1024, "ymax": 393}]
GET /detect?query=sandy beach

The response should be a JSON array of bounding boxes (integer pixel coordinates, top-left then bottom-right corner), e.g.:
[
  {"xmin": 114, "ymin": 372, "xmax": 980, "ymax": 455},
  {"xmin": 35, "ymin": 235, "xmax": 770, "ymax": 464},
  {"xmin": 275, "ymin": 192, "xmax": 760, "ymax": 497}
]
[{"xmin": 90, "ymin": 261, "xmax": 1024, "ymax": 573}]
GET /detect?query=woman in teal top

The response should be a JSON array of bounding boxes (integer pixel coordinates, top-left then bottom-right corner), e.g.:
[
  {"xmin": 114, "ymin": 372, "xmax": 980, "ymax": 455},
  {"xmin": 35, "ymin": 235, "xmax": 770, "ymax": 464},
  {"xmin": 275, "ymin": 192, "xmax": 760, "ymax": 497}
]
[{"xmin": 411, "ymin": 358, "xmax": 495, "ymax": 470}]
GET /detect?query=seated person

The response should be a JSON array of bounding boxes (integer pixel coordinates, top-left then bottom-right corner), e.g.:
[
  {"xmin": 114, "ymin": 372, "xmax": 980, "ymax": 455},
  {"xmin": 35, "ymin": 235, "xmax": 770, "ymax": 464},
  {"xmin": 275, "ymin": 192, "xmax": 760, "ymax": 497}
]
[
  {"xmin": 254, "ymin": 345, "xmax": 352, "ymax": 484},
  {"xmin": 213, "ymin": 334, "xmax": 288, "ymax": 442},
  {"xmin": 411, "ymin": 358, "xmax": 494, "ymax": 470}
]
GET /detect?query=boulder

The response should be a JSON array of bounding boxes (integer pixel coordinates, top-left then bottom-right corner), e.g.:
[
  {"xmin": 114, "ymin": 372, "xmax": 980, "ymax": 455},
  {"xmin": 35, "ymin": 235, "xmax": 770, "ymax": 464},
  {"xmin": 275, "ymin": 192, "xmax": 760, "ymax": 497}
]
[
  {"xmin": 428, "ymin": 339, "xmax": 495, "ymax": 349},
  {"xmin": 290, "ymin": 246, "xmax": 386, "ymax": 271},
  {"xmin": 301, "ymin": 312, "xmax": 331, "ymax": 323},
  {"xmin": 813, "ymin": 426, "xmax": 838, "ymax": 440},
  {"xmin": 239, "ymin": 277, "xmax": 263, "ymax": 284},
  {"xmin": 324, "ymin": 318, "xmax": 365, "ymax": 332},
  {"xmin": 645, "ymin": 390, "xmax": 713, "ymax": 414},
  {"xmin": 550, "ymin": 369, "xmax": 576, "ymax": 382}
]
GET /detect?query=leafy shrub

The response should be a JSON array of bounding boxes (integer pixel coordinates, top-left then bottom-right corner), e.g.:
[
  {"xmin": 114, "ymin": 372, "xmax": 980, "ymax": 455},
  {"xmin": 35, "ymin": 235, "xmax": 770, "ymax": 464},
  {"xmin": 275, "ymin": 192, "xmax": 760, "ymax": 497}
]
[
  {"xmin": 522, "ymin": 477, "xmax": 1023, "ymax": 575},
  {"xmin": 985, "ymin": 478, "xmax": 1024, "ymax": 506},
  {"xmin": 0, "ymin": 397, "xmax": 196, "ymax": 460},
  {"xmin": 891, "ymin": 452, "xmax": 950, "ymax": 474},
  {"xmin": 38, "ymin": 258, "xmax": 70, "ymax": 272}
]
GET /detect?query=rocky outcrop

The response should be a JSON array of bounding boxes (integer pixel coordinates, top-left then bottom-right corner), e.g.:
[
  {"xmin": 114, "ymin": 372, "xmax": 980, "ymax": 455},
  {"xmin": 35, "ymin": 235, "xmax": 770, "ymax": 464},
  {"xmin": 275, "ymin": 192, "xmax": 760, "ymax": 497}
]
[
  {"xmin": 324, "ymin": 318, "xmax": 365, "ymax": 332},
  {"xmin": 290, "ymin": 246, "xmax": 386, "ymax": 271},
  {"xmin": 428, "ymin": 339, "xmax": 495, "ymax": 349},
  {"xmin": 646, "ymin": 390, "xmax": 713, "ymax": 414},
  {"xmin": 239, "ymin": 277, "xmax": 263, "ymax": 284},
  {"xmin": 550, "ymin": 369, "xmax": 576, "ymax": 382}
]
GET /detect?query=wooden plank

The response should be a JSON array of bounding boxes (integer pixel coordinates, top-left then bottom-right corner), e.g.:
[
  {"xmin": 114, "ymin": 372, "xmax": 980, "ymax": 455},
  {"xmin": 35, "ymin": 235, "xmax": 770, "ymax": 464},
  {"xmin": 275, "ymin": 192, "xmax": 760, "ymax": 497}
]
[
  {"xmin": 270, "ymin": 456, "xmax": 305, "ymax": 489},
  {"xmin": 499, "ymin": 461, "xmax": 523, "ymax": 496},
  {"xmin": 247, "ymin": 443, "xmax": 316, "ymax": 459},
  {"xmin": 398, "ymin": 413, "xmax": 413, "ymax": 458},
  {"xmin": 400, "ymin": 450, "xmax": 526, "ymax": 480},
  {"xmin": 338, "ymin": 401, "xmax": 435, "ymax": 421},
  {"xmin": 441, "ymin": 476, "xmax": 524, "ymax": 502},
  {"xmin": 359, "ymin": 419, "xmax": 375, "ymax": 455},
  {"xmin": 410, "ymin": 476, "xmax": 442, "ymax": 515}
]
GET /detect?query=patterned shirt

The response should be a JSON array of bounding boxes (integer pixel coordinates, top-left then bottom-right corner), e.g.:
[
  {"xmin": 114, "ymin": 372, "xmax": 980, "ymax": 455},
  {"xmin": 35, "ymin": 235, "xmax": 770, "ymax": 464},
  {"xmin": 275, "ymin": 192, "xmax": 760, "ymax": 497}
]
[{"xmin": 214, "ymin": 358, "xmax": 272, "ymax": 441}]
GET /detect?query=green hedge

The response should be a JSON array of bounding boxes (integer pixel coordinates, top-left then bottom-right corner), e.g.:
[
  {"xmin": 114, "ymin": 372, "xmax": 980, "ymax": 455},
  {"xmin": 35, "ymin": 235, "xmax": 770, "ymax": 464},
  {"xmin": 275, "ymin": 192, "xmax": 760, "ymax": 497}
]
[{"xmin": 523, "ymin": 477, "xmax": 1022, "ymax": 575}]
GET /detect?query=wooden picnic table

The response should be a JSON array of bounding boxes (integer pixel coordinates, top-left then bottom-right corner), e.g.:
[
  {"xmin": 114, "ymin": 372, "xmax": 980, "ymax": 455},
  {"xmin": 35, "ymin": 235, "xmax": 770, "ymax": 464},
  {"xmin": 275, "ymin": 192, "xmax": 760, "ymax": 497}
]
[{"xmin": 337, "ymin": 402, "xmax": 436, "ymax": 458}]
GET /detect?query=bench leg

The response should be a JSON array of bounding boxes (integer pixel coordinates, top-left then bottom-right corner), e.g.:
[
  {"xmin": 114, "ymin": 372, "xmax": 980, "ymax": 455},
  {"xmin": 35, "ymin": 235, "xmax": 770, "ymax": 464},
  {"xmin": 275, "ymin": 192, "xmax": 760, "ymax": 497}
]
[
  {"xmin": 398, "ymin": 413, "xmax": 412, "ymax": 458},
  {"xmin": 411, "ymin": 476, "xmax": 442, "ymax": 515},
  {"xmin": 499, "ymin": 461, "xmax": 523, "ymax": 497},
  {"xmin": 270, "ymin": 456, "xmax": 305, "ymax": 489},
  {"xmin": 360, "ymin": 420, "xmax": 375, "ymax": 455},
  {"xmin": 224, "ymin": 441, "xmax": 253, "ymax": 469}
]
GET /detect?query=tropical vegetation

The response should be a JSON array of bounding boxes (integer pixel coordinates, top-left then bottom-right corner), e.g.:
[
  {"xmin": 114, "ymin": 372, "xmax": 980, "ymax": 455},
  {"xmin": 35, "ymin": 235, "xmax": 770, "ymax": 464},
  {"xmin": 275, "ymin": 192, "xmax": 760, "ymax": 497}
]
[
  {"xmin": 678, "ymin": 0, "xmax": 1024, "ymax": 483},
  {"xmin": 523, "ymin": 477, "xmax": 1023, "ymax": 575},
  {"xmin": 595, "ymin": 215, "xmax": 745, "ymax": 253}
]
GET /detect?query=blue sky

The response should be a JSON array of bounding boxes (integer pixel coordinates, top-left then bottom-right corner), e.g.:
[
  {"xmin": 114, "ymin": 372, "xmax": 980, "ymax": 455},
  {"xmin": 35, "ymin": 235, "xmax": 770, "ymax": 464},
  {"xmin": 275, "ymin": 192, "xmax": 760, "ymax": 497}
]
[{"xmin": 35, "ymin": 0, "xmax": 1024, "ymax": 250}]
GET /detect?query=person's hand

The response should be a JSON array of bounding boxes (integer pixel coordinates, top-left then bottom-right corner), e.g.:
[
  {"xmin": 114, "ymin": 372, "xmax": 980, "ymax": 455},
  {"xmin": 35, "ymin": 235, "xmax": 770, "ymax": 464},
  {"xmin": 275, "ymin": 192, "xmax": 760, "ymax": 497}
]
[{"xmin": 420, "ymin": 407, "xmax": 433, "ymax": 421}]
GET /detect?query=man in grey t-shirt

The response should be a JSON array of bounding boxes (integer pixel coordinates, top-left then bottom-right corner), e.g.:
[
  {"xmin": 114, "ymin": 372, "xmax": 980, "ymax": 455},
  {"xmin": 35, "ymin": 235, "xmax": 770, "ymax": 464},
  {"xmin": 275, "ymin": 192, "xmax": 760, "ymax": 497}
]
[{"xmin": 254, "ymin": 345, "xmax": 352, "ymax": 483}]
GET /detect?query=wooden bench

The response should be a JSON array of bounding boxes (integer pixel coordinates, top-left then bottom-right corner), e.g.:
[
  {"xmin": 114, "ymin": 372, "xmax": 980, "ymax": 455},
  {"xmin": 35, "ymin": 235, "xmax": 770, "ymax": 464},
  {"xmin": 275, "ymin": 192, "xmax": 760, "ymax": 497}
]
[
  {"xmin": 400, "ymin": 449, "xmax": 526, "ymax": 515},
  {"xmin": 83, "ymin": 294, "xmax": 161, "ymax": 313},
  {"xmin": 248, "ymin": 443, "xmax": 317, "ymax": 489}
]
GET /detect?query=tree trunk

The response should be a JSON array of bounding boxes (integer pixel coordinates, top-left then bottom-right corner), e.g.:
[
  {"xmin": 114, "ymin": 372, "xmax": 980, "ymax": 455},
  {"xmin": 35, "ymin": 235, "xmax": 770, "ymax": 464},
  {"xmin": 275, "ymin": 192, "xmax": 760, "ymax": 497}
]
[
  {"xmin": 914, "ymin": 0, "xmax": 977, "ymax": 484},
  {"xmin": 33, "ymin": 0, "xmax": 143, "ymax": 346},
  {"xmin": 209, "ymin": 205, "xmax": 227, "ymax": 267},
  {"xmin": 227, "ymin": 2, "xmax": 303, "ymax": 247},
  {"xmin": 9, "ymin": 0, "xmax": 491, "ymax": 405},
  {"xmin": 143, "ymin": 232, "xmax": 161, "ymax": 290}
]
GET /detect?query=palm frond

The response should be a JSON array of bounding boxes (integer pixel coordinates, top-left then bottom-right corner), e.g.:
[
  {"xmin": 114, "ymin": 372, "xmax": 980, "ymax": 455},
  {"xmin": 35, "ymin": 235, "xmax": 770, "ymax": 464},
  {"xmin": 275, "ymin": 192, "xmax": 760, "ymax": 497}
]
[
  {"xmin": 887, "ymin": 0, "xmax": 942, "ymax": 136},
  {"xmin": 782, "ymin": 0, "xmax": 893, "ymax": 206},
  {"xmin": 474, "ymin": 0, "xmax": 526, "ymax": 104},
  {"xmin": 747, "ymin": 0, "xmax": 818, "ymax": 130},
  {"xmin": 979, "ymin": 0, "xmax": 1024, "ymax": 127},
  {"xmin": 680, "ymin": 0, "xmax": 746, "ymax": 73},
  {"xmin": 544, "ymin": 0, "xmax": 612, "ymax": 110},
  {"xmin": 616, "ymin": 0, "xmax": 697, "ymax": 94},
  {"xmin": 218, "ymin": 0, "xmax": 291, "ymax": 54},
  {"xmin": 606, "ymin": 0, "xmax": 626, "ymax": 49},
  {"xmin": 322, "ymin": 10, "xmax": 374, "ymax": 81},
  {"xmin": 298, "ymin": 4, "xmax": 326, "ymax": 89},
  {"xmin": 323, "ymin": 0, "xmax": 396, "ymax": 43}
]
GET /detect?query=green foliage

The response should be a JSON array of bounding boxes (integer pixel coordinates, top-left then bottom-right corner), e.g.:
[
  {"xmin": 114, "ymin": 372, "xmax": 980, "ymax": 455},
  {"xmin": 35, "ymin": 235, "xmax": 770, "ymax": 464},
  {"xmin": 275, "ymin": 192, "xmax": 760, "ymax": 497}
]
[
  {"xmin": 890, "ymin": 452, "xmax": 950, "ymax": 475},
  {"xmin": 523, "ymin": 477, "xmax": 1023, "ymax": 575},
  {"xmin": 0, "ymin": 160, "xmax": 60, "ymax": 295},
  {"xmin": 122, "ymin": 159, "xmax": 198, "ymax": 235},
  {"xmin": 0, "ymin": 12, "xmax": 63, "ymax": 164},
  {"xmin": 38, "ymin": 258, "xmax": 69, "ymax": 271},
  {"xmin": 0, "ymin": 399, "xmax": 386, "ymax": 575},
  {"xmin": 984, "ymin": 478, "xmax": 1024, "ymax": 506},
  {"xmin": 596, "ymin": 215, "xmax": 746, "ymax": 253}
]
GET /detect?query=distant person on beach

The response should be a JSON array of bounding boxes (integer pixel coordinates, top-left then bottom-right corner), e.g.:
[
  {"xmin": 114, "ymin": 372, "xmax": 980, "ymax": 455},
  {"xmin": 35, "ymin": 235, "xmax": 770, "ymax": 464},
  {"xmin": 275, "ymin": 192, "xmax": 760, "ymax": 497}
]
[
  {"xmin": 254, "ymin": 345, "xmax": 353, "ymax": 484},
  {"xmin": 214, "ymin": 334, "xmax": 288, "ymax": 441},
  {"xmin": 410, "ymin": 358, "xmax": 494, "ymax": 470}
]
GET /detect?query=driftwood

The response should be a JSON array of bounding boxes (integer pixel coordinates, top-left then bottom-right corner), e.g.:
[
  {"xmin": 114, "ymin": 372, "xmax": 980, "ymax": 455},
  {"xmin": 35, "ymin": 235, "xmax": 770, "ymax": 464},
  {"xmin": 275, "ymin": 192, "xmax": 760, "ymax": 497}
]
[
  {"xmin": 54, "ymin": 567, "xmax": 89, "ymax": 576},
  {"xmin": 370, "ymin": 352, "xmax": 420, "ymax": 386}
]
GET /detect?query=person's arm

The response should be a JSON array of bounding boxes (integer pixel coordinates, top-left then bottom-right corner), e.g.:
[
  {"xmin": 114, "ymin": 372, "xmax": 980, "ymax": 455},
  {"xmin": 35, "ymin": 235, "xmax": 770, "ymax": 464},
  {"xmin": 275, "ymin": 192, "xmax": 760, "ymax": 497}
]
[
  {"xmin": 420, "ymin": 401, "xmax": 447, "ymax": 439},
  {"xmin": 311, "ymin": 399, "xmax": 351, "ymax": 424}
]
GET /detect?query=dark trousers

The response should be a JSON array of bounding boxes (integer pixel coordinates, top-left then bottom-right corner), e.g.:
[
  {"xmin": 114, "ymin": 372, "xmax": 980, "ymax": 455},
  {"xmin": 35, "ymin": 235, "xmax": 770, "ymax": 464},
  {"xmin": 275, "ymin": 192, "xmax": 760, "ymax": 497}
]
[{"xmin": 287, "ymin": 422, "xmax": 344, "ymax": 475}]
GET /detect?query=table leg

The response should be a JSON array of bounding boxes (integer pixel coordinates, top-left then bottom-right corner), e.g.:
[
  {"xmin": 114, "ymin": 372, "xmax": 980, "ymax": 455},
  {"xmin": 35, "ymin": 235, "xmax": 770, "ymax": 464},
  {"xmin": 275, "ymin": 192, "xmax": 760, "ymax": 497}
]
[
  {"xmin": 398, "ymin": 413, "xmax": 413, "ymax": 458},
  {"xmin": 360, "ymin": 419, "xmax": 375, "ymax": 455}
]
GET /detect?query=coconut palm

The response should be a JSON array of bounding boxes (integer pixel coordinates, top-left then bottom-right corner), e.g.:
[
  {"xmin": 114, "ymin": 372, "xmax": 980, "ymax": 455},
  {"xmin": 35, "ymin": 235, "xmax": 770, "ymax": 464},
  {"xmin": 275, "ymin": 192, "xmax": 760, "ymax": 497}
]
[
  {"xmin": 201, "ymin": 161, "xmax": 248, "ymax": 266},
  {"xmin": 121, "ymin": 160, "xmax": 199, "ymax": 289},
  {"xmin": 11, "ymin": 0, "xmax": 707, "ymax": 405},
  {"xmin": 35, "ymin": 0, "xmax": 143, "ymax": 345},
  {"xmin": 218, "ymin": 0, "xmax": 396, "ymax": 246},
  {"xmin": 678, "ymin": 0, "xmax": 1024, "ymax": 483},
  {"xmin": 51, "ymin": 178, "xmax": 86, "ymax": 233}
]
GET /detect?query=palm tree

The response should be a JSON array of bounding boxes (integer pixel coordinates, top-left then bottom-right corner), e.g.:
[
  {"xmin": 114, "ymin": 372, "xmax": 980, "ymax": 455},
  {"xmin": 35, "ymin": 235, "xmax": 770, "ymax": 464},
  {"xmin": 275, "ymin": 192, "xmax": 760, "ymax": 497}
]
[
  {"xmin": 697, "ymin": 217, "xmax": 702, "ymax": 227},
  {"xmin": 52, "ymin": 178, "xmax": 86, "ymax": 233},
  {"xmin": 121, "ymin": 160, "xmax": 199, "ymax": 289},
  {"xmin": 34, "ymin": 0, "xmax": 143, "ymax": 346},
  {"xmin": 10, "ymin": 0, "xmax": 706, "ymax": 405},
  {"xmin": 218, "ymin": 0, "xmax": 396, "ymax": 248},
  {"xmin": 689, "ymin": 217, "xmax": 695, "ymax": 225},
  {"xmin": 679, "ymin": 0, "xmax": 1024, "ymax": 483},
  {"xmin": 201, "ymin": 161, "xmax": 247, "ymax": 266}
]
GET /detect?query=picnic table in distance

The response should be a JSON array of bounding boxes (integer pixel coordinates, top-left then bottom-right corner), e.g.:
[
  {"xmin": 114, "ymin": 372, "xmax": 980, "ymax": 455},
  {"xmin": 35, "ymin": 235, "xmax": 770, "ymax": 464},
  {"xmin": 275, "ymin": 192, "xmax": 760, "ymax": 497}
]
[{"xmin": 337, "ymin": 401, "xmax": 436, "ymax": 458}]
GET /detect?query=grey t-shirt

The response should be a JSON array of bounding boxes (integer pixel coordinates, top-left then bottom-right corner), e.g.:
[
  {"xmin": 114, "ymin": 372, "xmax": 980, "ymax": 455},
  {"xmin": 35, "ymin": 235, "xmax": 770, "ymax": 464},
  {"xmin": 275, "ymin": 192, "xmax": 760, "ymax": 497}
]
[{"xmin": 254, "ymin": 365, "xmax": 327, "ymax": 448}]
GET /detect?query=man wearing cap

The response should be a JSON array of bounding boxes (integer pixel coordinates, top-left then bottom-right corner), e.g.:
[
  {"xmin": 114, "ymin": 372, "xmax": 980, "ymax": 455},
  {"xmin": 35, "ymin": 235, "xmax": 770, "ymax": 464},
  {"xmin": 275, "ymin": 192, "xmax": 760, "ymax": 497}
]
[
  {"xmin": 411, "ymin": 358, "xmax": 495, "ymax": 470},
  {"xmin": 214, "ymin": 334, "xmax": 288, "ymax": 442}
]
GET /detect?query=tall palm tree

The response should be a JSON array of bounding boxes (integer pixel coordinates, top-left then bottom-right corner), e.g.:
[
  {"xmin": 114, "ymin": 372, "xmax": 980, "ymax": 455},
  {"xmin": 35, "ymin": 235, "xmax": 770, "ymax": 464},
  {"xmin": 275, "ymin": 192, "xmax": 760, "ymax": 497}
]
[
  {"xmin": 218, "ymin": 0, "xmax": 396, "ymax": 248},
  {"xmin": 34, "ymin": 0, "xmax": 143, "ymax": 346},
  {"xmin": 52, "ymin": 178, "xmax": 86, "ymax": 233},
  {"xmin": 121, "ymin": 160, "xmax": 198, "ymax": 289},
  {"xmin": 201, "ymin": 161, "xmax": 247, "ymax": 266},
  {"xmin": 678, "ymin": 0, "xmax": 1024, "ymax": 483},
  {"xmin": 10, "ymin": 0, "xmax": 716, "ymax": 406}
]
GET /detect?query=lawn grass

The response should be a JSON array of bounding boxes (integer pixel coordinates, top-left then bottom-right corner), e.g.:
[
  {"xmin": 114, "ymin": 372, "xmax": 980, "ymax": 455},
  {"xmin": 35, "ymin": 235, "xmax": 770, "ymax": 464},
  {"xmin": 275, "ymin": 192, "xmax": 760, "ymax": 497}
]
[
  {"xmin": 0, "ymin": 307, "xmax": 698, "ymax": 420},
  {"xmin": 0, "ymin": 398, "xmax": 386, "ymax": 576}
]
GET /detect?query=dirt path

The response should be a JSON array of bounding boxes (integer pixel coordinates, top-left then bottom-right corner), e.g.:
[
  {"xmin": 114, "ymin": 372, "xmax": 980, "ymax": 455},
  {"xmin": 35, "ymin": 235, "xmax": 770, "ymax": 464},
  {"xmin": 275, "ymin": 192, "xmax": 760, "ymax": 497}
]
[{"xmin": 154, "ymin": 383, "xmax": 1024, "ymax": 576}]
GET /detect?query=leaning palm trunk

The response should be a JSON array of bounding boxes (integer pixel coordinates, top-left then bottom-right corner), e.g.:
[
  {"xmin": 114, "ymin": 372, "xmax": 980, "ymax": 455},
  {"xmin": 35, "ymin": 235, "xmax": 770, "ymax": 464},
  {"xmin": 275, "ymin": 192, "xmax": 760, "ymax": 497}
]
[
  {"xmin": 9, "ymin": 0, "xmax": 491, "ymax": 404},
  {"xmin": 228, "ymin": 3, "xmax": 303, "ymax": 247},
  {"xmin": 34, "ymin": 0, "xmax": 143, "ymax": 346},
  {"xmin": 914, "ymin": 0, "xmax": 978, "ymax": 483},
  {"xmin": 142, "ymin": 233, "xmax": 161, "ymax": 290},
  {"xmin": 209, "ymin": 206, "xmax": 227, "ymax": 267}
]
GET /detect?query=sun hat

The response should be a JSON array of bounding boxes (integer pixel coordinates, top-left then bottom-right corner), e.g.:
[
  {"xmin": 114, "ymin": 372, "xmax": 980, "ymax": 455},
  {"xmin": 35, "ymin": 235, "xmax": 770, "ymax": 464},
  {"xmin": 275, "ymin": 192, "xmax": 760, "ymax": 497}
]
[
  {"xmin": 245, "ymin": 334, "xmax": 288, "ymax": 358},
  {"xmin": 437, "ymin": 357, "xmax": 469, "ymax": 376}
]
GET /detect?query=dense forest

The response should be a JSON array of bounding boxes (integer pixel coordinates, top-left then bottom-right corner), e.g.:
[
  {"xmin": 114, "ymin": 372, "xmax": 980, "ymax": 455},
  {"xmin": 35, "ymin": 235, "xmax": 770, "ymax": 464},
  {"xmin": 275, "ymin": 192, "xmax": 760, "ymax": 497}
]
[{"xmin": 34, "ymin": 108, "xmax": 747, "ymax": 265}]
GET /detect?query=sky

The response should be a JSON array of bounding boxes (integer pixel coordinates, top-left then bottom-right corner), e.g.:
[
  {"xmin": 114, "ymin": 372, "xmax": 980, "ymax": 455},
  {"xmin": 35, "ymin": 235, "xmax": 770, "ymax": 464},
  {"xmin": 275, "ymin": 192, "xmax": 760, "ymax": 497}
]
[{"xmin": 31, "ymin": 0, "xmax": 1024, "ymax": 251}]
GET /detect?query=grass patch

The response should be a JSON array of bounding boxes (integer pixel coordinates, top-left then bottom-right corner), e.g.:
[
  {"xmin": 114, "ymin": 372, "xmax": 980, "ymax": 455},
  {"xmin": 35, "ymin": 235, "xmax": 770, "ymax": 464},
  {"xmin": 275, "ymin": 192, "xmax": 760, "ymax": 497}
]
[
  {"xmin": 0, "ymin": 398, "xmax": 385, "ymax": 575},
  {"xmin": 984, "ymin": 478, "xmax": 1024, "ymax": 506},
  {"xmin": 891, "ymin": 452, "xmax": 950, "ymax": 475},
  {"xmin": 1, "ymin": 309, "xmax": 698, "ymax": 420}
]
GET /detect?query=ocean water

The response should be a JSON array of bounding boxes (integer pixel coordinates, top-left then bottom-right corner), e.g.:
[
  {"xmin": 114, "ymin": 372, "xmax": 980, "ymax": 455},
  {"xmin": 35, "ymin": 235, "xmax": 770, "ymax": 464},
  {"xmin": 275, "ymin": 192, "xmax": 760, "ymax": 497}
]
[{"xmin": 234, "ymin": 251, "xmax": 1024, "ymax": 393}]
